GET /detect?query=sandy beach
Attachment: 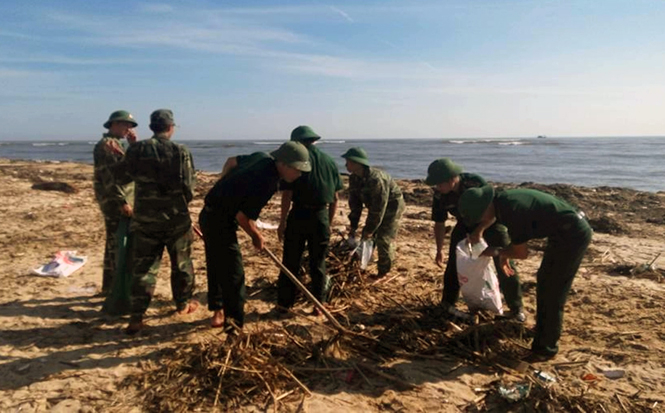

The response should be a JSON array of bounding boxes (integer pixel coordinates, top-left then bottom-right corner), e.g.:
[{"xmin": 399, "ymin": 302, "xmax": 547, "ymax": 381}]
[{"xmin": 1, "ymin": 158, "xmax": 664, "ymax": 412}]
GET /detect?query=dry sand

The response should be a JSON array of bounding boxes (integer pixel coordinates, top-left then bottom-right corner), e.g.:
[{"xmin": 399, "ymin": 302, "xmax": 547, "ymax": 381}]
[{"xmin": 0, "ymin": 158, "xmax": 664, "ymax": 412}]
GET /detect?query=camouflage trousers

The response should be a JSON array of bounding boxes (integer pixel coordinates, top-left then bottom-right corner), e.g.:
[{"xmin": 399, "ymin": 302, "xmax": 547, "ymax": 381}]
[
  {"xmin": 127, "ymin": 226, "xmax": 195, "ymax": 321},
  {"xmin": 374, "ymin": 197, "xmax": 405, "ymax": 275},
  {"xmin": 102, "ymin": 215, "xmax": 122, "ymax": 293}
]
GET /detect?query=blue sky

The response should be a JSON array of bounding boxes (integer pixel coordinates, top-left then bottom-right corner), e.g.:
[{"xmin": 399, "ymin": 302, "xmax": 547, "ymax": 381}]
[{"xmin": 1, "ymin": 0, "xmax": 664, "ymax": 140}]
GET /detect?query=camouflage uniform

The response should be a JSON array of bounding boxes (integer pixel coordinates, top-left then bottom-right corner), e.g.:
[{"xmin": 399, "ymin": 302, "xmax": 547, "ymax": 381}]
[
  {"xmin": 348, "ymin": 167, "xmax": 405, "ymax": 274},
  {"xmin": 116, "ymin": 129, "xmax": 196, "ymax": 321},
  {"xmin": 93, "ymin": 133, "xmax": 134, "ymax": 293}
]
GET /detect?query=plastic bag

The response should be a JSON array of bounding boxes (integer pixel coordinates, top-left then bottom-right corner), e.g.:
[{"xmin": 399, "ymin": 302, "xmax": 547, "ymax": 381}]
[
  {"xmin": 102, "ymin": 217, "xmax": 131, "ymax": 315},
  {"xmin": 455, "ymin": 238, "xmax": 503, "ymax": 314},
  {"xmin": 359, "ymin": 239, "xmax": 374, "ymax": 270}
]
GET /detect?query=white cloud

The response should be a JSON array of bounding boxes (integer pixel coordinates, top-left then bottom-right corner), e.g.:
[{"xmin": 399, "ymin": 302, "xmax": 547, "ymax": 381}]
[{"xmin": 329, "ymin": 6, "xmax": 354, "ymax": 23}]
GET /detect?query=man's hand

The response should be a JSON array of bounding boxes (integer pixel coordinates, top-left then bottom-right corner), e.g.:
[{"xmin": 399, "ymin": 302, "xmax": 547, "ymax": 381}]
[
  {"xmin": 467, "ymin": 227, "xmax": 484, "ymax": 245},
  {"xmin": 277, "ymin": 222, "xmax": 286, "ymax": 242},
  {"xmin": 251, "ymin": 231, "xmax": 265, "ymax": 251},
  {"xmin": 120, "ymin": 203, "xmax": 133, "ymax": 217},
  {"xmin": 126, "ymin": 129, "xmax": 137, "ymax": 144},
  {"xmin": 500, "ymin": 257, "xmax": 515, "ymax": 276},
  {"xmin": 435, "ymin": 250, "xmax": 444, "ymax": 268}
]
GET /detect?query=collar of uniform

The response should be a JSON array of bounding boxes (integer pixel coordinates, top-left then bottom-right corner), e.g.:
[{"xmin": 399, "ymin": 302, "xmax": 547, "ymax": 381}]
[
  {"xmin": 153, "ymin": 133, "xmax": 170, "ymax": 140},
  {"xmin": 103, "ymin": 132, "xmax": 123, "ymax": 140}
]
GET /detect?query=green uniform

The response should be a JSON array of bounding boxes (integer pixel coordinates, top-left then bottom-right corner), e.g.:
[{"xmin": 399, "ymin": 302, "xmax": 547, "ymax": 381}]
[
  {"xmin": 493, "ymin": 188, "xmax": 592, "ymax": 356},
  {"xmin": 199, "ymin": 152, "xmax": 281, "ymax": 328},
  {"xmin": 348, "ymin": 167, "xmax": 405, "ymax": 274},
  {"xmin": 432, "ymin": 173, "xmax": 523, "ymax": 311},
  {"xmin": 93, "ymin": 133, "xmax": 134, "ymax": 293},
  {"xmin": 115, "ymin": 134, "xmax": 196, "ymax": 321},
  {"xmin": 277, "ymin": 145, "xmax": 343, "ymax": 308}
]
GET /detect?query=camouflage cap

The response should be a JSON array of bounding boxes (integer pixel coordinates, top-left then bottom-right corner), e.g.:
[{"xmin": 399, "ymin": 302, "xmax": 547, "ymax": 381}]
[
  {"xmin": 341, "ymin": 147, "xmax": 370, "ymax": 167},
  {"xmin": 290, "ymin": 125, "xmax": 321, "ymax": 142},
  {"xmin": 149, "ymin": 109, "xmax": 175, "ymax": 128},
  {"xmin": 271, "ymin": 141, "xmax": 312, "ymax": 172},
  {"xmin": 425, "ymin": 158, "xmax": 463, "ymax": 186},
  {"xmin": 458, "ymin": 185, "xmax": 495, "ymax": 226},
  {"xmin": 103, "ymin": 110, "xmax": 138, "ymax": 129}
]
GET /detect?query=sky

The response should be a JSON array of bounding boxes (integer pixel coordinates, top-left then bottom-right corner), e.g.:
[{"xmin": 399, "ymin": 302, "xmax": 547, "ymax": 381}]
[{"xmin": 0, "ymin": 0, "xmax": 664, "ymax": 140}]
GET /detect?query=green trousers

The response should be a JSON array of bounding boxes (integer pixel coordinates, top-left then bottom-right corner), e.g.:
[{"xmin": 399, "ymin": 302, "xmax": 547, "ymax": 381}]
[
  {"xmin": 532, "ymin": 213, "xmax": 592, "ymax": 356},
  {"xmin": 278, "ymin": 207, "xmax": 331, "ymax": 308},
  {"xmin": 374, "ymin": 198, "xmax": 405, "ymax": 275},
  {"xmin": 442, "ymin": 222, "xmax": 524, "ymax": 312},
  {"xmin": 199, "ymin": 208, "xmax": 246, "ymax": 327},
  {"xmin": 128, "ymin": 226, "xmax": 195, "ymax": 321}
]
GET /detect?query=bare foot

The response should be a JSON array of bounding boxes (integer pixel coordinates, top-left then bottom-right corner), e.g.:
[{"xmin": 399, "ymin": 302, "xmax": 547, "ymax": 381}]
[
  {"xmin": 126, "ymin": 320, "xmax": 144, "ymax": 335},
  {"xmin": 176, "ymin": 300, "xmax": 200, "ymax": 315},
  {"xmin": 211, "ymin": 310, "xmax": 224, "ymax": 328}
]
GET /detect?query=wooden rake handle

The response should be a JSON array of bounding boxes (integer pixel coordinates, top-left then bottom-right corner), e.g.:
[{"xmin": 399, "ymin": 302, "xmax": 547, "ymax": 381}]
[
  {"xmin": 263, "ymin": 247, "xmax": 346, "ymax": 332},
  {"xmin": 193, "ymin": 223, "xmax": 345, "ymax": 333}
]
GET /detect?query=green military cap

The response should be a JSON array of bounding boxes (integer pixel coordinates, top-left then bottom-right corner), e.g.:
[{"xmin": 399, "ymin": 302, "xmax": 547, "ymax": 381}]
[
  {"xmin": 290, "ymin": 125, "xmax": 321, "ymax": 142},
  {"xmin": 149, "ymin": 109, "xmax": 175, "ymax": 128},
  {"xmin": 271, "ymin": 141, "xmax": 312, "ymax": 172},
  {"xmin": 425, "ymin": 158, "xmax": 463, "ymax": 186},
  {"xmin": 341, "ymin": 147, "xmax": 370, "ymax": 167},
  {"xmin": 459, "ymin": 185, "xmax": 495, "ymax": 225},
  {"xmin": 103, "ymin": 110, "xmax": 138, "ymax": 129}
]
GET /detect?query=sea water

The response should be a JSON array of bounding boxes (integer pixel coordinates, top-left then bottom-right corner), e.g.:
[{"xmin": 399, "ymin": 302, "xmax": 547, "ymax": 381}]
[{"xmin": 1, "ymin": 137, "xmax": 664, "ymax": 192}]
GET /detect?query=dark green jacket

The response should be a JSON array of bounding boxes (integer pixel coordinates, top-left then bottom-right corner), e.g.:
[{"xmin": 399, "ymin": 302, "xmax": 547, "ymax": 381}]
[
  {"xmin": 348, "ymin": 167, "xmax": 402, "ymax": 236},
  {"xmin": 281, "ymin": 144, "xmax": 343, "ymax": 207},
  {"xmin": 93, "ymin": 133, "xmax": 134, "ymax": 217},
  {"xmin": 204, "ymin": 152, "xmax": 280, "ymax": 224},
  {"xmin": 494, "ymin": 188, "xmax": 582, "ymax": 245},
  {"xmin": 431, "ymin": 172, "xmax": 486, "ymax": 223}
]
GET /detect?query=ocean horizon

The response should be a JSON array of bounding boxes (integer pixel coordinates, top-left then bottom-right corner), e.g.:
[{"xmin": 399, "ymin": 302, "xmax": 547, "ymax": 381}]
[{"xmin": 1, "ymin": 136, "xmax": 664, "ymax": 193}]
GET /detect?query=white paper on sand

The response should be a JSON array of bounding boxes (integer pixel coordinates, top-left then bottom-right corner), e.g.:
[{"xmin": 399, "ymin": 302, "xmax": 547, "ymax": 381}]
[
  {"xmin": 32, "ymin": 250, "xmax": 87, "ymax": 278},
  {"xmin": 455, "ymin": 239, "xmax": 503, "ymax": 314}
]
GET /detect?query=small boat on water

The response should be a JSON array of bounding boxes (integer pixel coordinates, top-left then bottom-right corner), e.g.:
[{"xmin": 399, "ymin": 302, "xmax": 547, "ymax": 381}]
[{"xmin": 537, "ymin": 135, "xmax": 547, "ymax": 139}]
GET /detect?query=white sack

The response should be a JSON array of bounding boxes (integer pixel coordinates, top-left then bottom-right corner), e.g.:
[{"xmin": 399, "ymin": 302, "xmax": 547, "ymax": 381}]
[{"xmin": 455, "ymin": 239, "xmax": 503, "ymax": 314}]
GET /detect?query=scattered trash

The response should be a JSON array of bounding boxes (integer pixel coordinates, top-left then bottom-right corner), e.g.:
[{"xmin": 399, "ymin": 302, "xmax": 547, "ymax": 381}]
[
  {"xmin": 581, "ymin": 373, "xmax": 601, "ymax": 382},
  {"xmin": 498, "ymin": 382, "xmax": 531, "ymax": 402},
  {"xmin": 359, "ymin": 239, "xmax": 374, "ymax": 270},
  {"xmin": 601, "ymin": 369, "xmax": 626, "ymax": 379},
  {"xmin": 256, "ymin": 219, "xmax": 278, "ymax": 230},
  {"xmin": 32, "ymin": 251, "xmax": 87, "ymax": 277},
  {"xmin": 632, "ymin": 263, "xmax": 657, "ymax": 275},
  {"xmin": 456, "ymin": 238, "xmax": 503, "ymax": 314},
  {"xmin": 534, "ymin": 370, "xmax": 556, "ymax": 383}
]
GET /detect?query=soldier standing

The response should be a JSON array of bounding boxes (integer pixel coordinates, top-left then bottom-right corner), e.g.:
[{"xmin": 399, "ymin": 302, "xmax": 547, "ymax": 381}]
[
  {"xmin": 425, "ymin": 158, "xmax": 524, "ymax": 320},
  {"xmin": 342, "ymin": 147, "xmax": 405, "ymax": 278},
  {"xmin": 199, "ymin": 141, "xmax": 311, "ymax": 331},
  {"xmin": 93, "ymin": 110, "xmax": 137, "ymax": 295},
  {"xmin": 276, "ymin": 126, "xmax": 343, "ymax": 313},
  {"xmin": 459, "ymin": 186, "xmax": 592, "ymax": 360},
  {"xmin": 115, "ymin": 109, "xmax": 198, "ymax": 334}
]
